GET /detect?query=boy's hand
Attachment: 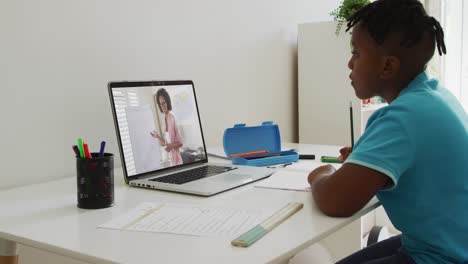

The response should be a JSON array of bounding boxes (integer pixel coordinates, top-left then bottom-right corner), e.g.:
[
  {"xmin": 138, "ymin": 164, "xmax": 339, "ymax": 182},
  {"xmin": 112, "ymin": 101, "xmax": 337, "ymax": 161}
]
[{"xmin": 338, "ymin": 146, "xmax": 352, "ymax": 163}]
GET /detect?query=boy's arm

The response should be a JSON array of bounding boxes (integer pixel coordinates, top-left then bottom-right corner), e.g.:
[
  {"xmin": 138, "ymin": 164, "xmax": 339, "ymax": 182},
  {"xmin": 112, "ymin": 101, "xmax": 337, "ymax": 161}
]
[{"xmin": 308, "ymin": 163, "xmax": 389, "ymax": 217}]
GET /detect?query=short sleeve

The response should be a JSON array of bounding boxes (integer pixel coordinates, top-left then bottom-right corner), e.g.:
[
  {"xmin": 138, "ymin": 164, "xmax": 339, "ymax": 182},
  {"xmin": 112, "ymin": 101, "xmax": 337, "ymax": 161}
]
[{"xmin": 345, "ymin": 112, "xmax": 415, "ymax": 189}]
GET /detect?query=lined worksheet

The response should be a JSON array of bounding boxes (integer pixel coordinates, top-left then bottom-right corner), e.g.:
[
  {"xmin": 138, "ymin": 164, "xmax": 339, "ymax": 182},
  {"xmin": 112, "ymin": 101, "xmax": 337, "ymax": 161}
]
[{"xmin": 99, "ymin": 202, "xmax": 275, "ymax": 237}]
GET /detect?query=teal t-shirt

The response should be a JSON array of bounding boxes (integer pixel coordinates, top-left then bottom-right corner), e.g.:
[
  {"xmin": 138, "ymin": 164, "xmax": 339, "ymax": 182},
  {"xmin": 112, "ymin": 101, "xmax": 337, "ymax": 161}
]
[{"xmin": 346, "ymin": 72, "xmax": 468, "ymax": 263}]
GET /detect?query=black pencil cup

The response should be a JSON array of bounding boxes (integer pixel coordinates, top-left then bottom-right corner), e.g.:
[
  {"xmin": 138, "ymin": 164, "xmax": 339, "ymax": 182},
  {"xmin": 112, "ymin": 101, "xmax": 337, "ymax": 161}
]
[{"xmin": 76, "ymin": 153, "xmax": 114, "ymax": 209}]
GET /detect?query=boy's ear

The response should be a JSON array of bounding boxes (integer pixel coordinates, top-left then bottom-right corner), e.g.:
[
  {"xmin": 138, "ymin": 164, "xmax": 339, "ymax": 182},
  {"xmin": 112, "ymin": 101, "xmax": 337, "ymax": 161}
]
[{"xmin": 380, "ymin": 56, "xmax": 400, "ymax": 79}]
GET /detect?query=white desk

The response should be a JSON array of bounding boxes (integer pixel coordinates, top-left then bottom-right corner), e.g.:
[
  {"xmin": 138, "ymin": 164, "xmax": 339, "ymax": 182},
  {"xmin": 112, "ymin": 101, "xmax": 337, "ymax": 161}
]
[{"xmin": 0, "ymin": 144, "xmax": 379, "ymax": 264}]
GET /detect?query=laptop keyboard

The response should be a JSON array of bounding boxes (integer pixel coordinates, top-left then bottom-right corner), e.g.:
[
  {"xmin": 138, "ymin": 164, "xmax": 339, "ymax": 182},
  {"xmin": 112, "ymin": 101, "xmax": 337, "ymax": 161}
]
[{"xmin": 149, "ymin": 165, "xmax": 237, "ymax": 185}]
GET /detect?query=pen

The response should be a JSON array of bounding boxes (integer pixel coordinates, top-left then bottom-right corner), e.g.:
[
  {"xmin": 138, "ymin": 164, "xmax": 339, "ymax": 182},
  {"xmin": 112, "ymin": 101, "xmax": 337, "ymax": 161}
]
[
  {"xmin": 72, "ymin": 145, "xmax": 80, "ymax": 157},
  {"xmin": 77, "ymin": 138, "xmax": 85, "ymax": 158},
  {"xmin": 83, "ymin": 143, "xmax": 92, "ymax": 158},
  {"xmin": 99, "ymin": 141, "xmax": 106, "ymax": 157}
]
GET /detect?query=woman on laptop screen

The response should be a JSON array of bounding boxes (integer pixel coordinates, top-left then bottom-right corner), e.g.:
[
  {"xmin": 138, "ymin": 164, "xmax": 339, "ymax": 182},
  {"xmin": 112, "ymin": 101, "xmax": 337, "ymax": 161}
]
[{"xmin": 150, "ymin": 88, "xmax": 184, "ymax": 166}]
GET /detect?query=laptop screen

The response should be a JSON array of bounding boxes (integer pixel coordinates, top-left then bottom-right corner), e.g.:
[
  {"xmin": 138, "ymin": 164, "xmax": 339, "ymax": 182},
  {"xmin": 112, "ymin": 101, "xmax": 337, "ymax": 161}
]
[{"xmin": 109, "ymin": 80, "xmax": 208, "ymax": 178}]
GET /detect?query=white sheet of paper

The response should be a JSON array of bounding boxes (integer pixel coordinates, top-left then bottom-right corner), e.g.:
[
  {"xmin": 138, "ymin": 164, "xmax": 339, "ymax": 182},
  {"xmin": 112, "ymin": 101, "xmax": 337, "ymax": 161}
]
[
  {"xmin": 255, "ymin": 162, "xmax": 342, "ymax": 192},
  {"xmin": 98, "ymin": 202, "xmax": 274, "ymax": 237}
]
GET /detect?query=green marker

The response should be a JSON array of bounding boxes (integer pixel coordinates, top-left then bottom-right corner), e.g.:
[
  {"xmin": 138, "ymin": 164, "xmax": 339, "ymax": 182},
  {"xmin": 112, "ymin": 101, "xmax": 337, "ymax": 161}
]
[
  {"xmin": 77, "ymin": 138, "xmax": 85, "ymax": 158},
  {"xmin": 320, "ymin": 156, "xmax": 340, "ymax": 163}
]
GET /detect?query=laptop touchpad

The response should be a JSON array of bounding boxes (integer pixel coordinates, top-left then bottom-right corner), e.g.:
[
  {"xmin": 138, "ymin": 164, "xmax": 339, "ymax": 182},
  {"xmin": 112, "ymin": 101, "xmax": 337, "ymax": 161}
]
[{"xmin": 222, "ymin": 173, "xmax": 253, "ymax": 182}]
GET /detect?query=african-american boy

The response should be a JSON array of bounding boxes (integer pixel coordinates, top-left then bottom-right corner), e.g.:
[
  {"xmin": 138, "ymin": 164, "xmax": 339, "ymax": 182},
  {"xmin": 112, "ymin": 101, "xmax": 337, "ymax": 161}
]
[{"xmin": 307, "ymin": 0, "xmax": 468, "ymax": 263}]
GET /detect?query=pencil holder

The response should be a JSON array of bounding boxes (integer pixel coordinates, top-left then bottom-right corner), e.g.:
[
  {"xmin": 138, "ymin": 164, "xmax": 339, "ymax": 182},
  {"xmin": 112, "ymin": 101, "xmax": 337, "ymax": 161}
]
[{"xmin": 76, "ymin": 153, "xmax": 114, "ymax": 209}]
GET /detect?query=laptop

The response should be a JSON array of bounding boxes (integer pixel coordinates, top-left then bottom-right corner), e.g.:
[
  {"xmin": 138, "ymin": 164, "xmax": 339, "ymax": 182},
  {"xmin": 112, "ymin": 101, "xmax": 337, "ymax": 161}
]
[{"xmin": 108, "ymin": 80, "xmax": 274, "ymax": 196}]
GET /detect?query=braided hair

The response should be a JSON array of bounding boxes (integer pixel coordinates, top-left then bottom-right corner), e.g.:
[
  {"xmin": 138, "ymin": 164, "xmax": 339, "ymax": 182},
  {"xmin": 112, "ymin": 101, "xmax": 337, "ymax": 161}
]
[{"xmin": 346, "ymin": 0, "xmax": 446, "ymax": 56}]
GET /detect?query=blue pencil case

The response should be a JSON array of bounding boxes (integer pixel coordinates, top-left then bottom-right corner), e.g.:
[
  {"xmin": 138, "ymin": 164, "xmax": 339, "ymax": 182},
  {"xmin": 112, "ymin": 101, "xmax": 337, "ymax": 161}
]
[{"xmin": 223, "ymin": 121, "xmax": 299, "ymax": 166}]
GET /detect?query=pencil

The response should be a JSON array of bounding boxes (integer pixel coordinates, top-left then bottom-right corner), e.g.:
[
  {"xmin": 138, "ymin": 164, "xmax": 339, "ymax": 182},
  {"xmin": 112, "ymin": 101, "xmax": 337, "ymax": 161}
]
[
  {"xmin": 230, "ymin": 150, "xmax": 268, "ymax": 158},
  {"xmin": 349, "ymin": 101, "xmax": 355, "ymax": 148}
]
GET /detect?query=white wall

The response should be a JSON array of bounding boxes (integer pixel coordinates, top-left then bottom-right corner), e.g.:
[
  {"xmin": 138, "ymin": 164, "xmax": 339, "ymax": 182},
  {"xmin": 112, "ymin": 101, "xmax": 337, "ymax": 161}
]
[
  {"xmin": 1, "ymin": 1, "xmax": 343, "ymax": 263},
  {"xmin": 0, "ymin": 0, "xmax": 340, "ymax": 191},
  {"xmin": 298, "ymin": 21, "xmax": 363, "ymax": 146}
]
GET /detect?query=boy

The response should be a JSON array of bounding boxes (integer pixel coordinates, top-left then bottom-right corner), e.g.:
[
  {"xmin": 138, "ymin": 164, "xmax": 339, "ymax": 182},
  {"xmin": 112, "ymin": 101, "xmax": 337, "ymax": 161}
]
[{"xmin": 307, "ymin": 0, "xmax": 468, "ymax": 263}]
